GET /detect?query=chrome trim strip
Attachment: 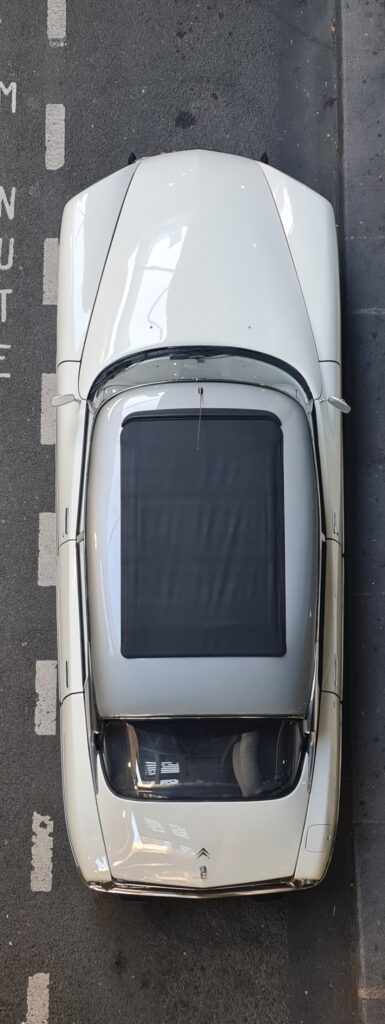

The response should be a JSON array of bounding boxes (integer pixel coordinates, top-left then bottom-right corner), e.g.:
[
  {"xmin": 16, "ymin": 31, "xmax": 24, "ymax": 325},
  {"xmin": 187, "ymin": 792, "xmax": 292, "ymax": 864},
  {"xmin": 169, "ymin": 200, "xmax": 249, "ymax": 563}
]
[
  {"xmin": 88, "ymin": 345, "xmax": 314, "ymax": 403},
  {"xmin": 87, "ymin": 877, "xmax": 316, "ymax": 900}
]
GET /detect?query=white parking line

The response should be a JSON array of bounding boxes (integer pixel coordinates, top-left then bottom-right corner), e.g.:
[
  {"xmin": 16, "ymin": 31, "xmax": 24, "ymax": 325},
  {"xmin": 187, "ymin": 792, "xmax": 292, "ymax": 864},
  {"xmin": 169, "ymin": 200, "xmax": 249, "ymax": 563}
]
[
  {"xmin": 47, "ymin": 0, "xmax": 66, "ymax": 45},
  {"xmin": 23, "ymin": 974, "xmax": 50, "ymax": 1024},
  {"xmin": 45, "ymin": 104, "xmax": 65, "ymax": 170},
  {"xmin": 43, "ymin": 239, "xmax": 59, "ymax": 305},
  {"xmin": 38, "ymin": 513, "xmax": 56, "ymax": 587},
  {"xmin": 40, "ymin": 373, "xmax": 56, "ymax": 445},
  {"xmin": 35, "ymin": 661, "xmax": 57, "ymax": 736},
  {"xmin": 31, "ymin": 813, "xmax": 53, "ymax": 892}
]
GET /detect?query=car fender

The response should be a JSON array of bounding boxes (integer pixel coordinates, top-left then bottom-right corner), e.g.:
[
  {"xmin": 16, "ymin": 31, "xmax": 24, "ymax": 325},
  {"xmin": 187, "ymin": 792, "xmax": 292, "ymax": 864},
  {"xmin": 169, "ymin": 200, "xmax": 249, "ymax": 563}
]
[
  {"xmin": 57, "ymin": 163, "xmax": 138, "ymax": 366},
  {"xmin": 294, "ymin": 691, "xmax": 341, "ymax": 883},
  {"xmin": 60, "ymin": 693, "xmax": 111, "ymax": 885},
  {"xmin": 260, "ymin": 164, "xmax": 340, "ymax": 364}
]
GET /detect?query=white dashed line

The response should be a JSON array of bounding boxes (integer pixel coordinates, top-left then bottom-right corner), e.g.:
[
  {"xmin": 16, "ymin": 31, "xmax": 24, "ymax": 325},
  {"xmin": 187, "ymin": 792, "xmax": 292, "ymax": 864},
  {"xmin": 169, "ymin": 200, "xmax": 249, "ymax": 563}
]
[
  {"xmin": 38, "ymin": 513, "xmax": 56, "ymax": 587},
  {"xmin": 23, "ymin": 974, "xmax": 50, "ymax": 1024},
  {"xmin": 47, "ymin": 0, "xmax": 66, "ymax": 45},
  {"xmin": 359, "ymin": 987, "xmax": 385, "ymax": 1001},
  {"xmin": 40, "ymin": 373, "xmax": 56, "ymax": 445},
  {"xmin": 0, "ymin": 372, "xmax": 10, "ymax": 378},
  {"xmin": 31, "ymin": 813, "xmax": 53, "ymax": 892},
  {"xmin": 45, "ymin": 104, "xmax": 65, "ymax": 170},
  {"xmin": 43, "ymin": 239, "xmax": 59, "ymax": 305},
  {"xmin": 35, "ymin": 661, "xmax": 57, "ymax": 736}
]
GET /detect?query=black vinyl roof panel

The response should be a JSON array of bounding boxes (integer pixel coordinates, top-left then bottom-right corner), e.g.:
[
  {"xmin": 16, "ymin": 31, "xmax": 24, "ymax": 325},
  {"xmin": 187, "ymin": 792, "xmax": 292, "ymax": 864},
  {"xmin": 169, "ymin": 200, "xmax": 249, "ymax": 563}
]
[{"xmin": 120, "ymin": 411, "xmax": 286, "ymax": 660}]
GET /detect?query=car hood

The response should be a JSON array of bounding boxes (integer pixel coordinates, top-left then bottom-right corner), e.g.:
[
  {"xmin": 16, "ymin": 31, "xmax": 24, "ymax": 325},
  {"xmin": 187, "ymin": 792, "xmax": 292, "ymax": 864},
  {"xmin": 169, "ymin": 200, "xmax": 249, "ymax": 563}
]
[
  {"xmin": 78, "ymin": 150, "xmax": 321, "ymax": 399},
  {"xmin": 95, "ymin": 756, "xmax": 310, "ymax": 890}
]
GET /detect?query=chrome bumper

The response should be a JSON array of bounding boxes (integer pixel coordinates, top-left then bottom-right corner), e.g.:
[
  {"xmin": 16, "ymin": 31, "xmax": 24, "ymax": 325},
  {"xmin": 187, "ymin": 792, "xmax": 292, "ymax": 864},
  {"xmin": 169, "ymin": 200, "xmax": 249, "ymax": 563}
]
[{"xmin": 87, "ymin": 877, "xmax": 315, "ymax": 899}]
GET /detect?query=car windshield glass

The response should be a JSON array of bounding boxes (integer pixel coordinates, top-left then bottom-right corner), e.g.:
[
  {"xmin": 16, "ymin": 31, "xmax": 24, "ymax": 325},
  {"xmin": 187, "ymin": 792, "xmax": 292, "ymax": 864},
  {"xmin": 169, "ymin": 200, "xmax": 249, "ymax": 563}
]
[
  {"xmin": 90, "ymin": 349, "xmax": 310, "ymax": 412},
  {"xmin": 101, "ymin": 717, "xmax": 304, "ymax": 801}
]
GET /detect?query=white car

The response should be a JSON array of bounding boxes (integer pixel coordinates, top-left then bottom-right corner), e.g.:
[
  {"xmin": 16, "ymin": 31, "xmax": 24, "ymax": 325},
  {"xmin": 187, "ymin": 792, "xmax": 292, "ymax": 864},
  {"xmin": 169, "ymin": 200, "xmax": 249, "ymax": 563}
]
[{"xmin": 55, "ymin": 149, "xmax": 348, "ymax": 898}]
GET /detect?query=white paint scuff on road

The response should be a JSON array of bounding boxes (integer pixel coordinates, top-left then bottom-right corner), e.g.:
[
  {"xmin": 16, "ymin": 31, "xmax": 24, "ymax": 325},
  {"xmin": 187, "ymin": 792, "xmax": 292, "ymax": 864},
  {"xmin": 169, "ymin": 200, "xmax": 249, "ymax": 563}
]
[
  {"xmin": 23, "ymin": 974, "xmax": 50, "ymax": 1024},
  {"xmin": 31, "ymin": 813, "xmax": 53, "ymax": 892},
  {"xmin": 45, "ymin": 104, "xmax": 65, "ymax": 170},
  {"xmin": 43, "ymin": 239, "xmax": 59, "ymax": 305},
  {"xmin": 38, "ymin": 513, "xmax": 56, "ymax": 587},
  {"xmin": 35, "ymin": 661, "xmax": 57, "ymax": 736},
  {"xmin": 47, "ymin": 0, "xmax": 66, "ymax": 45},
  {"xmin": 40, "ymin": 373, "xmax": 57, "ymax": 445}
]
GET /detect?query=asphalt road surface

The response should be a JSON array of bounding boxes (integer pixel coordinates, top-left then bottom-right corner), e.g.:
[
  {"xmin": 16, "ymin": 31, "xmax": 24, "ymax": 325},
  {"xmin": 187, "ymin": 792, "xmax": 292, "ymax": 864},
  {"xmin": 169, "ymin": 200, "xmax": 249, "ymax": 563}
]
[{"xmin": 0, "ymin": 3, "xmax": 358, "ymax": 1024}]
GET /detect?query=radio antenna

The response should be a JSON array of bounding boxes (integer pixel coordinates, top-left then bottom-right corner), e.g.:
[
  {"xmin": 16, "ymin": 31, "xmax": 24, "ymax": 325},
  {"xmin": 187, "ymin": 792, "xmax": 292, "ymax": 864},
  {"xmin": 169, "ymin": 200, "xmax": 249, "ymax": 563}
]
[{"xmin": 196, "ymin": 386, "xmax": 204, "ymax": 451}]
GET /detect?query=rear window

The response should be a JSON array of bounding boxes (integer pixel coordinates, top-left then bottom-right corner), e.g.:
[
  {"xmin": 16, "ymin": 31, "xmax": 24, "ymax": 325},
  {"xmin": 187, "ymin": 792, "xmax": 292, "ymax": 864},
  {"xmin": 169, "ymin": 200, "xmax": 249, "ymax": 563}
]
[
  {"xmin": 120, "ymin": 411, "xmax": 286, "ymax": 659},
  {"xmin": 101, "ymin": 717, "xmax": 303, "ymax": 801}
]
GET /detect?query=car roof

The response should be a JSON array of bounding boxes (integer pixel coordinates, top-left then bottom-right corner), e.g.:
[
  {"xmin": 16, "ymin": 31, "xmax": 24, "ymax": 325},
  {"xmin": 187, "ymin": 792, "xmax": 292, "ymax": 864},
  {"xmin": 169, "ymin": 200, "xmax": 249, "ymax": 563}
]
[
  {"xmin": 86, "ymin": 380, "xmax": 319, "ymax": 719},
  {"xmin": 78, "ymin": 150, "xmax": 321, "ymax": 399}
]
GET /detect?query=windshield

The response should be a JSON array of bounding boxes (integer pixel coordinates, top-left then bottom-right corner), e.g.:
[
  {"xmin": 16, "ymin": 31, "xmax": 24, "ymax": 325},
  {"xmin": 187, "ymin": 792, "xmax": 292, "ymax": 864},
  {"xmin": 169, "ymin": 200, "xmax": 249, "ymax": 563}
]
[
  {"xmin": 101, "ymin": 717, "xmax": 304, "ymax": 801},
  {"xmin": 90, "ymin": 348, "xmax": 311, "ymax": 412}
]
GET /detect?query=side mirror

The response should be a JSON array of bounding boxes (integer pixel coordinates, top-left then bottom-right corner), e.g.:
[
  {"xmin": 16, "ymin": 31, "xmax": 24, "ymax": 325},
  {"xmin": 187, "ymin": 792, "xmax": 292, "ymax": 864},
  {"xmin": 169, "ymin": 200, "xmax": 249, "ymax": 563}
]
[
  {"xmin": 327, "ymin": 396, "xmax": 351, "ymax": 414},
  {"xmin": 51, "ymin": 393, "xmax": 77, "ymax": 407}
]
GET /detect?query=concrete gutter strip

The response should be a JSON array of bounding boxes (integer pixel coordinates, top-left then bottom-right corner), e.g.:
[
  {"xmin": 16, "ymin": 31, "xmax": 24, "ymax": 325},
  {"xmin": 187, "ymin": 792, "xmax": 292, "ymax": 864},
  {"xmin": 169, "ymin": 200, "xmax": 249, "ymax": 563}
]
[{"xmin": 340, "ymin": 1, "xmax": 385, "ymax": 1021}]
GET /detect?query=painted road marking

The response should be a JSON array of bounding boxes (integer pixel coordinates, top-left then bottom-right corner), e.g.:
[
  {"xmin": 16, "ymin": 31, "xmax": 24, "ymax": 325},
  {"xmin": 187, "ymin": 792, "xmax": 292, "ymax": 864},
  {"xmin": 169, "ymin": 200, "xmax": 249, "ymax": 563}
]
[
  {"xmin": 47, "ymin": 0, "xmax": 66, "ymax": 45},
  {"xmin": 43, "ymin": 239, "xmax": 59, "ymax": 305},
  {"xmin": 40, "ymin": 373, "xmax": 56, "ymax": 445},
  {"xmin": 35, "ymin": 661, "xmax": 57, "ymax": 736},
  {"xmin": 38, "ymin": 513, "xmax": 56, "ymax": 587},
  {"xmin": 0, "ymin": 185, "xmax": 16, "ymax": 219},
  {"xmin": 0, "ymin": 288, "xmax": 12, "ymax": 321},
  {"xmin": 359, "ymin": 987, "xmax": 385, "ymax": 1000},
  {"xmin": 45, "ymin": 104, "xmax": 65, "ymax": 170},
  {"xmin": 31, "ymin": 813, "xmax": 53, "ymax": 892},
  {"xmin": 0, "ymin": 81, "xmax": 17, "ymax": 113},
  {"xmin": 0, "ymin": 344, "xmax": 11, "ymax": 380},
  {"xmin": 23, "ymin": 974, "xmax": 50, "ymax": 1024},
  {"xmin": 0, "ymin": 236, "xmax": 14, "ymax": 270}
]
